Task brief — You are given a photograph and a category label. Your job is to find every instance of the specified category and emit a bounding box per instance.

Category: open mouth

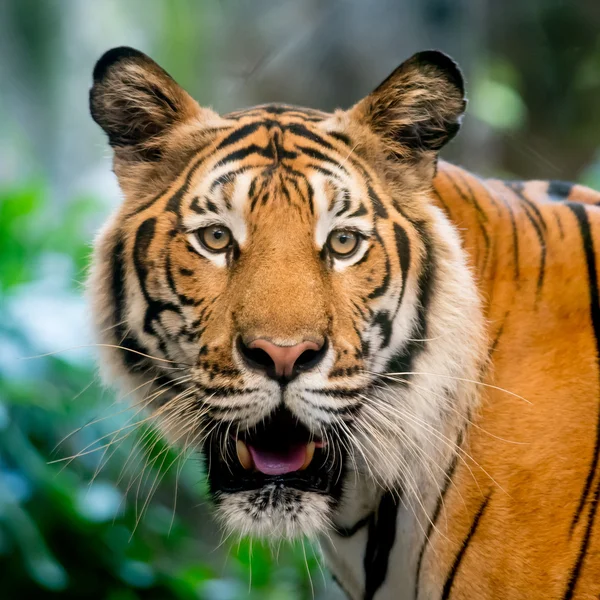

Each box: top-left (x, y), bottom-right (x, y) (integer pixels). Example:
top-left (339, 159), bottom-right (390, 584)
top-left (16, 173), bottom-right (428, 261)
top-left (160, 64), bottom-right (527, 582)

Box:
top-left (205, 407), bottom-right (346, 497)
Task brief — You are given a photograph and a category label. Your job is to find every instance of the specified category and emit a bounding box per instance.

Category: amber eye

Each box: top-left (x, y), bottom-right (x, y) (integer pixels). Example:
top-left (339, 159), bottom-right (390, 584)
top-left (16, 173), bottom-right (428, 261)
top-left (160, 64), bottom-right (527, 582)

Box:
top-left (196, 225), bottom-right (232, 252)
top-left (327, 229), bottom-right (360, 258)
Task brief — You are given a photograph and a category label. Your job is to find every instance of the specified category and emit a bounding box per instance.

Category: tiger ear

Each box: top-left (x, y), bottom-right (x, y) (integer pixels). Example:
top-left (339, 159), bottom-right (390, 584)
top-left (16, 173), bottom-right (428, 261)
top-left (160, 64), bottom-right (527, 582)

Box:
top-left (350, 50), bottom-right (466, 161)
top-left (90, 47), bottom-right (204, 161)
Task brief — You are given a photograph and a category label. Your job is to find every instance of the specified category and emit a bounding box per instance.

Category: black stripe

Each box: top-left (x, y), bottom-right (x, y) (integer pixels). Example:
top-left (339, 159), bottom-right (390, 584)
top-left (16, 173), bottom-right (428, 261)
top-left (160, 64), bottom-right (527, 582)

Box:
top-left (414, 430), bottom-right (463, 600)
top-left (336, 197), bottom-right (352, 217)
top-left (127, 139), bottom-right (216, 217)
top-left (329, 131), bottom-right (352, 146)
top-left (489, 311), bottom-right (509, 358)
top-left (190, 196), bottom-right (205, 214)
top-left (562, 203), bottom-right (600, 600)
top-left (507, 182), bottom-right (546, 296)
top-left (205, 199), bottom-right (219, 214)
top-left (295, 145), bottom-right (350, 175)
top-left (441, 493), bottom-right (491, 600)
top-left (449, 172), bottom-right (490, 276)
top-left (363, 491), bottom-right (400, 600)
top-left (109, 237), bottom-right (147, 370)
top-left (367, 230), bottom-right (391, 300)
top-left (165, 152), bottom-right (213, 215)
top-left (368, 184), bottom-right (388, 219)
top-left (568, 203), bottom-right (600, 533)
top-left (285, 122), bottom-right (335, 150)
top-left (219, 143), bottom-right (276, 166)
top-left (432, 188), bottom-right (451, 217)
top-left (496, 188), bottom-right (520, 282)
top-left (209, 166), bottom-right (254, 193)
top-left (373, 311), bottom-right (393, 348)
top-left (548, 180), bottom-right (574, 200)
top-left (553, 210), bottom-right (565, 239)
top-left (385, 217), bottom-right (434, 381)
top-left (507, 181), bottom-right (548, 232)
top-left (393, 222), bottom-right (411, 316)
top-left (215, 121), bottom-right (264, 150)
top-left (349, 203), bottom-right (369, 218)
top-left (133, 218), bottom-right (180, 353)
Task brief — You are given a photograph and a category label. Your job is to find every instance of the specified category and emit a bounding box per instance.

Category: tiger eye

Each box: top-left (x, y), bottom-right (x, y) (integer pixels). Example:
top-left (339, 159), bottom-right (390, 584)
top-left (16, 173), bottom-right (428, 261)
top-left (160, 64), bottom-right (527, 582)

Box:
top-left (197, 225), bottom-right (232, 252)
top-left (327, 229), bottom-right (360, 257)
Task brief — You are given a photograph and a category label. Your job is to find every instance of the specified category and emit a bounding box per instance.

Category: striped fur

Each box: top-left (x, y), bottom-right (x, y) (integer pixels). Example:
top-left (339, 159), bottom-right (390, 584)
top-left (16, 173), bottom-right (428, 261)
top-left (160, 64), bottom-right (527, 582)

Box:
top-left (88, 47), bottom-right (600, 599)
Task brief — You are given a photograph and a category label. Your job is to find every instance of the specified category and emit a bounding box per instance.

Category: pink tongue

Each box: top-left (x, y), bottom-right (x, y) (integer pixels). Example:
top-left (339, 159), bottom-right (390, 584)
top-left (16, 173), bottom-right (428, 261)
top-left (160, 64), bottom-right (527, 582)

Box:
top-left (248, 444), bottom-right (306, 475)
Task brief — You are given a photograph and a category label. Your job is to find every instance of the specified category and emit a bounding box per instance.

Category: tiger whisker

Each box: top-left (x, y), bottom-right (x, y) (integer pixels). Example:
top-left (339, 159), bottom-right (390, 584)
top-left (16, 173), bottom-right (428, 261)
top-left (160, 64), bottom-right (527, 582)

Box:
top-left (22, 343), bottom-right (192, 367)
top-left (367, 369), bottom-right (532, 405)
top-left (379, 375), bottom-right (528, 446)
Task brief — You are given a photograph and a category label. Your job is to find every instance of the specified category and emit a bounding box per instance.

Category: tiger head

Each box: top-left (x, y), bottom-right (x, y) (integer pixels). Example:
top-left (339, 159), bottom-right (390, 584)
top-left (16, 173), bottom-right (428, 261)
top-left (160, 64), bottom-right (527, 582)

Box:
top-left (88, 47), bottom-right (485, 539)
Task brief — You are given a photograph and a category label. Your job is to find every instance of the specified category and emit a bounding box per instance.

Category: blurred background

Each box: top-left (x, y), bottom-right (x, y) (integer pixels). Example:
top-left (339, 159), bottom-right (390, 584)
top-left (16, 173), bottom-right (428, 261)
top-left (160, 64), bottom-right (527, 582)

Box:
top-left (0, 1), bottom-right (599, 598)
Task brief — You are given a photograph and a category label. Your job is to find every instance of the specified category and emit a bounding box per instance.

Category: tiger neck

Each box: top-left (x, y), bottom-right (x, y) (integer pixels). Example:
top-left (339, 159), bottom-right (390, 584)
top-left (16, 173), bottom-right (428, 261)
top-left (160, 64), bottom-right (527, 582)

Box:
top-left (322, 172), bottom-right (488, 599)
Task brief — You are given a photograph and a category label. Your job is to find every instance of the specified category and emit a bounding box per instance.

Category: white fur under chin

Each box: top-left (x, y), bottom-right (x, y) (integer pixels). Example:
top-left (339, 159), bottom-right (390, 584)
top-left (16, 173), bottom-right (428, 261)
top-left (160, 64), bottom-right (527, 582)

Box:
top-left (216, 487), bottom-right (333, 540)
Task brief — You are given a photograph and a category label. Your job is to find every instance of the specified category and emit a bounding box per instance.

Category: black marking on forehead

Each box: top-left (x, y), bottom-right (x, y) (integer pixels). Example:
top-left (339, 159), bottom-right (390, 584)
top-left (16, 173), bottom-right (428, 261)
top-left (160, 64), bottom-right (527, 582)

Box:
top-left (205, 199), bottom-right (219, 214)
top-left (209, 166), bottom-right (254, 193)
top-left (268, 127), bottom-right (284, 164)
top-left (367, 184), bottom-right (388, 219)
top-left (216, 121), bottom-right (265, 150)
top-left (190, 197), bottom-right (205, 214)
top-left (220, 144), bottom-right (274, 166)
top-left (286, 122), bottom-right (335, 150)
top-left (348, 203), bottom-right (368, 218)
top-left (335, 196), bottom-right (351, 217)
top-left (297, 145), bottom-right (350, 176)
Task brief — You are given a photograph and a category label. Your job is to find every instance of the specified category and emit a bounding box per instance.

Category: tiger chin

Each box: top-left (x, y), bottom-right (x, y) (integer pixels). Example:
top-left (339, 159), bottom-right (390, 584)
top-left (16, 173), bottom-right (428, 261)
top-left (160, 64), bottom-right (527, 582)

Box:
top-left (87, 45), bottom-right (600, 599)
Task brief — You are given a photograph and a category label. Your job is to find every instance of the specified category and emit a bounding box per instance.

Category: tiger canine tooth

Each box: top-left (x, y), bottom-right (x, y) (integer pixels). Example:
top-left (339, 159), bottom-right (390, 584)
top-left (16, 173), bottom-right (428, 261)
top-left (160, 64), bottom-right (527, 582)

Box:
top-left (236, 439), bottom-right (253, 470)
top-left (299, 442), bottom-right (316, 471)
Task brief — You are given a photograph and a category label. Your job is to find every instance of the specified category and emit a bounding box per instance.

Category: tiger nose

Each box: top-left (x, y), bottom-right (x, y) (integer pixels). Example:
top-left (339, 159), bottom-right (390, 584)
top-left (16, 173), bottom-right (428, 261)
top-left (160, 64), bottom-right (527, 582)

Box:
top-left (237, 337), bottom-right (328, 383)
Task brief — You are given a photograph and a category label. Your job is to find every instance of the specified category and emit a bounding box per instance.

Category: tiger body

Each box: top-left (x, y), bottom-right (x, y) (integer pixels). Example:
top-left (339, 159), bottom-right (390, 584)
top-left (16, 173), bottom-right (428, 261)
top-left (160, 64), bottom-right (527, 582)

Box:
top-left (88, 46), bottom-right (600, 599)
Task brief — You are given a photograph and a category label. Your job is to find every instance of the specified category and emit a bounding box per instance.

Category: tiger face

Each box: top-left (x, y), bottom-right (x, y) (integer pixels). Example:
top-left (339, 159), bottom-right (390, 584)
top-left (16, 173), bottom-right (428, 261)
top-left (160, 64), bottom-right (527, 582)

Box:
top-left (89, 47), bottom-right (485, 539)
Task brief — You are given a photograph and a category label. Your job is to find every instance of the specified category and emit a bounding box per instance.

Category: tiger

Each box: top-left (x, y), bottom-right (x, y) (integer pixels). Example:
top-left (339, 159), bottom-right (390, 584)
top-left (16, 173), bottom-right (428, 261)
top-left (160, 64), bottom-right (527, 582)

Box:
top-left (87, 45), bottom-right (600, 599)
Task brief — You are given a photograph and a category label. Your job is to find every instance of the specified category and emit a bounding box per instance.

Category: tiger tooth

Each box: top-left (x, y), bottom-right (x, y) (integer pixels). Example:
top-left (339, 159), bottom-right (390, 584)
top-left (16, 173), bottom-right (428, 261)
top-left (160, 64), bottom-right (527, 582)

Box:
top-left (236, 439), bottom-right (253, 470)
top-left (300, 442), bottom-right (316, 471)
